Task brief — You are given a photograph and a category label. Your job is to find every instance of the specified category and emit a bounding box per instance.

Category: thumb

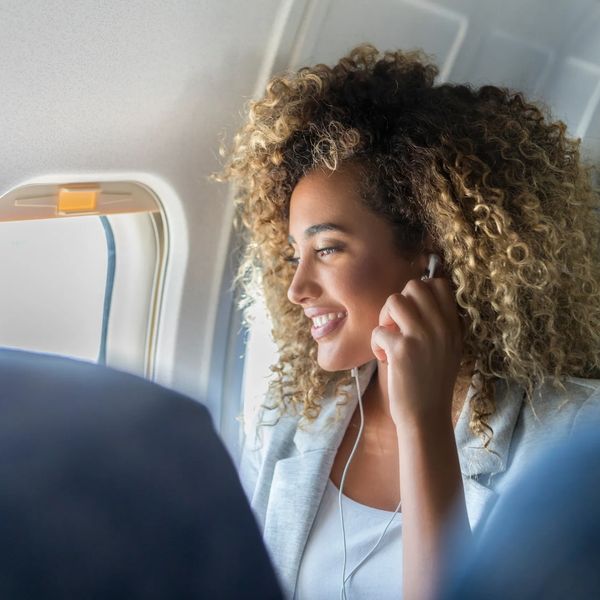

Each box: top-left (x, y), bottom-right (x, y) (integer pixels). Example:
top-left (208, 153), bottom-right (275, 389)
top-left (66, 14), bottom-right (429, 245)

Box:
top-left (371, 325), bottom-right (398, 363)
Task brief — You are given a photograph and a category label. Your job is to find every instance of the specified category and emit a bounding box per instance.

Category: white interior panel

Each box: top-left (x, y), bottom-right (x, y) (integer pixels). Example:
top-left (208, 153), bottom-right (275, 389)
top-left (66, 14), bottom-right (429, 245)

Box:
top-left (283, 0), bottom-right (600, 162)
top-left (545, 58), bottom-right (600, 137)
top-left (467, 29), bottom-right (552, 97)
top-left (305, 0), bottom-right (467, 72)
top-left (584, 99), bottom-right (600, 162)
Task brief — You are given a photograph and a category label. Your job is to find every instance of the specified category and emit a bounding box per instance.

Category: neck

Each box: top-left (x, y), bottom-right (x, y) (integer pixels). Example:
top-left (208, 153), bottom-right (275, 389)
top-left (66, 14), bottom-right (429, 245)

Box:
top-left (362, 360), bottom-right (474, 428)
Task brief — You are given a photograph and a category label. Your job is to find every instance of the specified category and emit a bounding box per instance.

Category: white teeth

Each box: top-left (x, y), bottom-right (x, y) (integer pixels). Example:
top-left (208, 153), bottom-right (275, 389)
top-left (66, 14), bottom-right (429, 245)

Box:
top-left (312, 312), bottom-right (347, 327)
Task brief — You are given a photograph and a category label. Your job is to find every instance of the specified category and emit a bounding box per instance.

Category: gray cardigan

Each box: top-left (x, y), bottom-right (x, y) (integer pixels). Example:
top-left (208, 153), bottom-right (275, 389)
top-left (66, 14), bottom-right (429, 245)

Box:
top-left (239, 360), bottom-right (600, 599)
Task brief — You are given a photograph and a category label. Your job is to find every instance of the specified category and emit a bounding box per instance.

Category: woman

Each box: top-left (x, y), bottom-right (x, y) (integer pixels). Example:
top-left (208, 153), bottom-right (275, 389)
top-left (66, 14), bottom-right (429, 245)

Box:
top-left (219, 45), bottom-right (600, 599)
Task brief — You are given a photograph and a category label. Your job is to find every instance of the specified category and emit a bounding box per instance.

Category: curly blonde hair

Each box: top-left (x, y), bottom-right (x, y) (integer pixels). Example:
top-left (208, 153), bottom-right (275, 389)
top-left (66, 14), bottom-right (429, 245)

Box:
top-left (218, 44), bottom-right (600, 440)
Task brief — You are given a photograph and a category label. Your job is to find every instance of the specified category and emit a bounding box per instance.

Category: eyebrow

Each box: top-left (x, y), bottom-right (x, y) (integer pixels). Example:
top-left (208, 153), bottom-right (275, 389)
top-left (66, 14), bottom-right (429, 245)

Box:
top-left (288, 222), bottom-right (348, 244)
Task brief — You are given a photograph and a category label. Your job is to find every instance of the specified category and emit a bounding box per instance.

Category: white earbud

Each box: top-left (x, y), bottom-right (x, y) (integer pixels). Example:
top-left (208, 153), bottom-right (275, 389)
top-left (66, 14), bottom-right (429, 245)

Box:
top-left (422, 253), bottom-right (441, 280)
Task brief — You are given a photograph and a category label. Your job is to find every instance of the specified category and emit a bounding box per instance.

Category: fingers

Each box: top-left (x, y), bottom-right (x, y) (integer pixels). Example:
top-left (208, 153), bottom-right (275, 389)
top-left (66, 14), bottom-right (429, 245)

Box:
top-left (378, 280), bottom-right (445, 336)
top-left (372, 277), bottom-right (463, 363)
top-left (378, 292), bottom-right (416, 331)
top-left (371, 325), bottom-right (395, 363)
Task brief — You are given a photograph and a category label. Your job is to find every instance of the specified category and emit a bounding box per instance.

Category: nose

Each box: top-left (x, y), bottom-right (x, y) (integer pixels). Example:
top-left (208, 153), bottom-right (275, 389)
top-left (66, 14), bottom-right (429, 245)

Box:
top-left (287, 260), bottom-right (321, 305)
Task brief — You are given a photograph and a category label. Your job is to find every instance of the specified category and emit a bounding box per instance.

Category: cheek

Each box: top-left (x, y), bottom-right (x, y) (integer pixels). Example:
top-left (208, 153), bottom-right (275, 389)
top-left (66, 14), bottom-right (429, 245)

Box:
top-left (338, 256), bottom-right (399, 315)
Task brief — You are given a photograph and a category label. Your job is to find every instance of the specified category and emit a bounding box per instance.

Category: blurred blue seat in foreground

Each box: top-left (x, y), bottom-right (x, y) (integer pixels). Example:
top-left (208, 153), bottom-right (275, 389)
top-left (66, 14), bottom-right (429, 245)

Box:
top-left (441, 424), bottom-right (600, 600)
top-left (0, 348), bottom-right (282, 599)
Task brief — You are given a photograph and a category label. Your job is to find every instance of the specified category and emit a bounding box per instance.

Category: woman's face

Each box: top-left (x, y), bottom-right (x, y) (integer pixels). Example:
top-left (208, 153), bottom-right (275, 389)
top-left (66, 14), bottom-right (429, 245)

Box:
top-left (287, 167), bottom-right (426, 372)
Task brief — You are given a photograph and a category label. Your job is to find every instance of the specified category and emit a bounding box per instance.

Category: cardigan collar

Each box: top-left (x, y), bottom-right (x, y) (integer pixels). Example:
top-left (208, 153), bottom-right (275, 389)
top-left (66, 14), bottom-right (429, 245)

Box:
top-left (455, 376), bottom-right (524, 477)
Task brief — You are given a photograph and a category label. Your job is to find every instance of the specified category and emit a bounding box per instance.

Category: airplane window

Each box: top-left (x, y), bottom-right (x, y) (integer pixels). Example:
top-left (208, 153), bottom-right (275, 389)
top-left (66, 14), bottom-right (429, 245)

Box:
top-left (0, 182), bottom-right (166, 378)
top-left (0, 216), bottom-right (110, 362)
top-left (241, 295), bottom-right (279, 424)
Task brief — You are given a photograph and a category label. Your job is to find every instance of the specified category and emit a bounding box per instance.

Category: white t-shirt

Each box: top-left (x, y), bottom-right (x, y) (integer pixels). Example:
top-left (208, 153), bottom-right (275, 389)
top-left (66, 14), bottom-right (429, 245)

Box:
top-left (295, 479), bottom-right (403, 599)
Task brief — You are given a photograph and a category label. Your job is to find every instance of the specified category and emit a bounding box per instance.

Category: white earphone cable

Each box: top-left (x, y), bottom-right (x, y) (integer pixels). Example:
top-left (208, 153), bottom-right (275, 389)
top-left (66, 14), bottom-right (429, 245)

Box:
top-left (339, 368), bottom-right (401, 599)
top-left (338, 367), bottom-right (365, 599)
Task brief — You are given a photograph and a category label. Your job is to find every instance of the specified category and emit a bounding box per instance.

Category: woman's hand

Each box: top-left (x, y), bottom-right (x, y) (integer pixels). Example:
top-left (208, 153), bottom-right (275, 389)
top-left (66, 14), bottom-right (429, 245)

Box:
top-left (372, 275), bottom-right (471, 600)
top-left (370, 276), bottom-right (465, 428)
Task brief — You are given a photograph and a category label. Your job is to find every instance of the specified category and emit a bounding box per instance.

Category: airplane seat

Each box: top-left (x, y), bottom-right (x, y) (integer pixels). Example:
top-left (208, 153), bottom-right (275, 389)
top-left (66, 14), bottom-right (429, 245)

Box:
top-left (440, 425), bottom-right (600, 599)
top-left (0, 348), bottom-right (282, 599)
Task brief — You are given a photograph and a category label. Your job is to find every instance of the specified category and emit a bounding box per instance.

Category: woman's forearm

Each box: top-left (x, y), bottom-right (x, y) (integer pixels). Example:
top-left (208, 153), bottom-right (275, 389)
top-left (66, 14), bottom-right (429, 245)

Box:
top-left (397, 413), bottom-right (471, 600)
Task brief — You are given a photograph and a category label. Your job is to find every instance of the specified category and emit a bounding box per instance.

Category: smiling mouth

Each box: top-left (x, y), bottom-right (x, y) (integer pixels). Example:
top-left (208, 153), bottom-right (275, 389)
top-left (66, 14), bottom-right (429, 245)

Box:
top-left (310, 312), bottom-right (347, 340)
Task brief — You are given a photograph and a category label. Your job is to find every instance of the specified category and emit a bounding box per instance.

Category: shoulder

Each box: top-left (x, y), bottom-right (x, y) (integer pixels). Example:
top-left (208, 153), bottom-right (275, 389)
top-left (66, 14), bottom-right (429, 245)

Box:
top-left (554, 375), bottom-right (600, 400)
top-left (562, 376), bottom-right (600, 432)
top-left (524, 375), bottom-right (600, 431)
top-left (504, 375), bottom-right (600, 480)
top-left (482, 376), bottom-right (600, 511)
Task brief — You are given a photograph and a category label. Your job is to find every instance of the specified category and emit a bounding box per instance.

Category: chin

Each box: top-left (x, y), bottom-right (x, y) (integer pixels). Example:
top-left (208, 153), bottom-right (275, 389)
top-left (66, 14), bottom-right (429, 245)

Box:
top-left (317, 361), bottom-right (346, 373)
top-left (316, 349), bottom-right (372, 373)
top-left (316, 351), bottom-right (347, 372)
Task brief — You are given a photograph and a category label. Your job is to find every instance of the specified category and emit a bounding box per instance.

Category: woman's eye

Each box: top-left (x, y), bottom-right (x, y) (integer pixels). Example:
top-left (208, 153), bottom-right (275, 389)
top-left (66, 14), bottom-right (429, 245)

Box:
top-left (284, 246), bottom-right (339, 266)
top-left (316, 247), bottom-right (339, 257)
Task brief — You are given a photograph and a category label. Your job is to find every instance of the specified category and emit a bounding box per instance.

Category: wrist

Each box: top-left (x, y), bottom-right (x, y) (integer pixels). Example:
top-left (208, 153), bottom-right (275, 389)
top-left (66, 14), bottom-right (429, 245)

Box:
top-left (393, 405), bottom-right (453, 438)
